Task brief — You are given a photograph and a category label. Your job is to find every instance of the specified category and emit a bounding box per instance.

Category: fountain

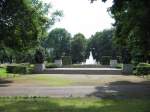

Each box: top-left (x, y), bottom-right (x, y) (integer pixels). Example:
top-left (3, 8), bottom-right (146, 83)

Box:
top-left (85, 52), bottom-right (96, 64)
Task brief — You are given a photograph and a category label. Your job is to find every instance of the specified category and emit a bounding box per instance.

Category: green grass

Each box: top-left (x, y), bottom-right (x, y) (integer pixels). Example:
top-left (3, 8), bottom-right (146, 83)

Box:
top-left (115, 64), bottom-right (123, 69)
top-left (32, 75), bottom-right (73, 86)
top-left (13, 75), bottom-right (74, 86)
top-left (0, 67), bottom-right (8, 78)
top-left (0, 97), bottom-right (150, 112)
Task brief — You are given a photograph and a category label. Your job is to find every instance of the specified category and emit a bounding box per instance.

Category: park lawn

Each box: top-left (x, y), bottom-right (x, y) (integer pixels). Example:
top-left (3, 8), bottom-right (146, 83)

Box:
top-left (2, 74), bottom-right (150, 87)
top-left (13, 75), bottom-right (74, 86)
top-left (0, 67), bottom-right (8, 78)
top-left (12, 74), bottom-right (150, 87)
top-left (0, 97), bottom-right (150, 112)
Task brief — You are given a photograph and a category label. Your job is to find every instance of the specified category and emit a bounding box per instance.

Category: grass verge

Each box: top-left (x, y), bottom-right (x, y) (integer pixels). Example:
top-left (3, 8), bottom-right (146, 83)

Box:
top-left (0, 97), bottom-right (150, 112)
top-left (13, 75), bottom-right (74, 86)
top-left (0, 67), bottom-right (8, 78)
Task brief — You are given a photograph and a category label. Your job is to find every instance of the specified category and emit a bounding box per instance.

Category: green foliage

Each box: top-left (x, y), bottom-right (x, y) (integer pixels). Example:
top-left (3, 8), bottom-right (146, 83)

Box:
top-left (122, 48), bottom-right (132, 64)
top-left (7, 65), bottom-right (28, 74)
top-left (34, 49), bottom-right (44, 64)
top-left (100, 56), bottom-right (110, 65)
top-left (0, 0), bottom-right (62, 50)
top-left (88, 29), bottom-right (120, 62)
top-left (44, 28), bottom-right (71, 59)
top-left (6, 64), bottom-right (33, 74)
top-left (109, 0), bottom-right (150, 63)
top-left (91, 0), bottom-right (150, 63)
top-left (115, 64), bottom-right (123, 69)
top-left (62, 56), bottom-right (72, 65)
top-left (116, 56), bottom-right (122, 63)
top-left (134, 63), bottom-right (150, 75)
top-left (71, 33), bottom-right (87, 63)
top-left (46, 56), bottom-right (53, 63)
top-left (45, 63), bottom-right (58, 68)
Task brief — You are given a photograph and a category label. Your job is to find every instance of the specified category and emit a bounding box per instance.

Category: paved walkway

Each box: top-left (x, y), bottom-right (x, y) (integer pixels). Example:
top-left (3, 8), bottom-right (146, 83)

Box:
top-left (43, 68), bottom-right (122, 75)
top-left (0, 85), bottom-right (150, 98)
top-left (48, 68), bottom-right (121, 70)
top-left (0, 74), bottom-right (150, 98)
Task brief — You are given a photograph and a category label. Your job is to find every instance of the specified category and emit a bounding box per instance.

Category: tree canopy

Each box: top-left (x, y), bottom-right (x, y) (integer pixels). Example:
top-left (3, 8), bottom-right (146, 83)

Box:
top-left (0, 0), bottom-right (62, 51)
top-left (91, 0), bottom-right (150, 63)
top-left (44, 28), bottom-right (71, 59)
top-left (71, 33), bottom-right (87, 63)
top-left (88, 29), bottom-right (119, 62)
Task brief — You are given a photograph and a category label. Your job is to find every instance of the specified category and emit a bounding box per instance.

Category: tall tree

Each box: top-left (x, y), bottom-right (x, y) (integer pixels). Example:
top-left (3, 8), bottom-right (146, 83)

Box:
top-left (71, 33), bottom-right (87, 63)
top-left (44, 28), bottom-right (71, 59)
top-left (0, 0), bottom-right (62, 63)
top-left (0, 0), bottom-right (62, 50)
top-left (110, 0), bottom-right (150, 63)
top-left (91, 0), bottom-right (150, 63)
top-left (88, 29), bottom-right (119, 62)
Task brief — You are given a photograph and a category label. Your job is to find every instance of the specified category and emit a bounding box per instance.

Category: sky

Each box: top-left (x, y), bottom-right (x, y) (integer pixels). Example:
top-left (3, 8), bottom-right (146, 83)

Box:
top-left (43, 0), bottom-right (114, 38)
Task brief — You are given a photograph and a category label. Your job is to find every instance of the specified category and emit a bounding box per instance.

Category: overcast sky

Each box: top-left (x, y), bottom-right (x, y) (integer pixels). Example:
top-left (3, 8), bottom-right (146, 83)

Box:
top-left (43, 0), bottom-right (114, 38)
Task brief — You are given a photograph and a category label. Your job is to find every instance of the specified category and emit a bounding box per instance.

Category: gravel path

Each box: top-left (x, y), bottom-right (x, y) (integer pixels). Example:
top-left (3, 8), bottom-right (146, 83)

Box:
top-left (47, 68), bottom-right (121, 70)
top-left (0, 85), bottom-right (150, 98)
top-left (0, 74), bottom-right (150, 98)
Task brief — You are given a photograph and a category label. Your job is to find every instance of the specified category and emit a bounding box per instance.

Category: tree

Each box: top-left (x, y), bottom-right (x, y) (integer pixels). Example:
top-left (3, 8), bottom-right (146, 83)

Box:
top-left (110, 0), bottom-right (150, 63)
top-left (0, 0), bottom-right (62, 50)
top-left (44, 28), bottom-right (71, 59)
top-left (71, 33), bottom-right (87, 63)
top-left (91, 0), bottom-right (150, 63)
top-left (88, 29), bottom-right (119, 62)
top-left (0, 0), bottom-right (62, 63)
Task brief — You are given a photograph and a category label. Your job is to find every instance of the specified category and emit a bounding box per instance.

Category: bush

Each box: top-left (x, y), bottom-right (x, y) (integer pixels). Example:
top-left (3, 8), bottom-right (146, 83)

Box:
top-left (115, 64), bottom-right (123, 69)
top-left (117, 56), bottom-right (122, 63)
top-left (7, 65), bottom-right (27, 74)
top-left (46, 56), bottom-right (53, 63)
top-left (34, 49), bottom-right (44, 64)
top-left (62, 56), bottom-right (72, 65)
top-left (100, 56), bottom-right (110, 65)
top-left (6, 64), bottom-right (33, 74)
top-left (46, 63), bottom-right (58, 68)
top-left (134, 63), bottom-right (150, 75)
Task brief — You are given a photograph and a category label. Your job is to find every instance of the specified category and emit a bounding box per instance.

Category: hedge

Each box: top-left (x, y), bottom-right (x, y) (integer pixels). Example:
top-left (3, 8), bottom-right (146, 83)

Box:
top-left (46, 63), bottom-right (58, 68)
top-left (62, 56), bottom-right (72, 65)
top-left (134, 63), bottom-right (150, 75)
top-left (100, 56), bottom-right (110, 65)
top-left (7, 64), bottom-right (33, 74)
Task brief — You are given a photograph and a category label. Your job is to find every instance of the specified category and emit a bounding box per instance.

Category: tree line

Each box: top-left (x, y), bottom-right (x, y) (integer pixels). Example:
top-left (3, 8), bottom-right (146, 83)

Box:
top-left (0, 0), bottom-right (149, 64)
top-left (91, 0), bottom-right (150, 64)
top-left (43, 28), bottom-right (118, 64)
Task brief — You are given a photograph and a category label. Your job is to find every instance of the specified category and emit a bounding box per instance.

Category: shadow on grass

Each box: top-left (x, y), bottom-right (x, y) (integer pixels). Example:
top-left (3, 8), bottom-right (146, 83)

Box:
top-left (0, 79), bottom-right (13, 87)
top-left (87, 81), bottom-right (150, 99)
top-left (0, 98), bottom-right (150, 112)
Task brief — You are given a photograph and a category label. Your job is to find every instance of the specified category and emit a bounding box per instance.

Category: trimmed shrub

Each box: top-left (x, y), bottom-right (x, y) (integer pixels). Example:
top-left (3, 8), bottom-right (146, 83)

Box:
top-left (6, 64), bottom-right (33, 74)
top-left (117, 56), bottom-right (122, 63)
top-left (34, 49), bottom-right (44, 64)
top-left (62, 56), bottom-right (72, 65)
top-left (7, 65), bottom-right (28, 74)
top-left (134, 63), bottom-right (150, 75)
top-left (46, 63), bottom-right (58, 68)
top-left (100, 56), bottom-right (110, 65)
top-left (115, 64), bottom-right (123, 69)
